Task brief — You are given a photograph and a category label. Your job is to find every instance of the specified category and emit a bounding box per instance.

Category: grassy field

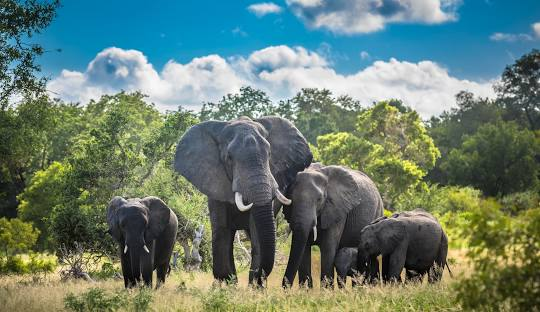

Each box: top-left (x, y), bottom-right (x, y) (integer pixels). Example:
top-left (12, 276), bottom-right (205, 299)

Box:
top-left (0, 249), bottom-right (467, 311)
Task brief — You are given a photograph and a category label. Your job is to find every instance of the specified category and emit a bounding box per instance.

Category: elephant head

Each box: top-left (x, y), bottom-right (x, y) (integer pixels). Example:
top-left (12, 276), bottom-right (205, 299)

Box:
top-left (107, 196), bottom-right (173, 287)
top-left (282, 165), bottom-right (365, 286)
top-left (357, 216), bottom-right (406, 265)
top-left (174, 116), bottom-right (312, 278)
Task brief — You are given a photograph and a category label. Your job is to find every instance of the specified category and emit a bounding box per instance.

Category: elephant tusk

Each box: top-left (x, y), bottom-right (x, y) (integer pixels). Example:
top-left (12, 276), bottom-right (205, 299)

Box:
top-left (313, 226), bottom-right (317, 241)
top-left (276, 189), bottom-right (292, 205)
top-left (235, 192), bottom-right (253, 212)
top-left (124, 245), bottom-right (128, 254)
top-left (143, 245), bottom-right (150, 254)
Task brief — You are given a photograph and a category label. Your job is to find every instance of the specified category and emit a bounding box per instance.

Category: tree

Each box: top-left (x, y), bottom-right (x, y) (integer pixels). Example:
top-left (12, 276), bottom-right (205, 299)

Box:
top-left (288, 88), bottom-right (363, 144)
top-left (17, 162), bottom-right (71, 249)
top-left (443, 122), bottom-right (539, 196)
top-left (0, 217), bottom-right (40, 257)
top-left (317, 101), bottom-right (440, 208)
top-left (496, 49), bottom-right (540, 130)
top-left (200, 86), bottom-right (280, 121)
top-left (0, 0), bottom-right (60, 108)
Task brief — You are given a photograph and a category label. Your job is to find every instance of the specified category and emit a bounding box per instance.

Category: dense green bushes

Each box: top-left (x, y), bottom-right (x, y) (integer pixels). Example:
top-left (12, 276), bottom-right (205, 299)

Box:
top-left (456, 200), bottom-right (540, 310)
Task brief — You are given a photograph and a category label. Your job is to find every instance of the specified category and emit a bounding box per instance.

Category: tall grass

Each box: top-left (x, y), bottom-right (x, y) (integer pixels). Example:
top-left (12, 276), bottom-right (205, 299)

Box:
top-left (0, 249), bottom-right (466, 312)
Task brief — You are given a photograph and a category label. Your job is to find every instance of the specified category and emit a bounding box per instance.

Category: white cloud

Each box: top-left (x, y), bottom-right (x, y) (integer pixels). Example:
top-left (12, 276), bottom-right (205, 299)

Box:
top-left (48, 45), bottom-right (494, 117)
top-left (232, 26), bottom-right (248, 37)
top-left (247, 2), bottom-right (283, 17)
top-left (533, 22), bottom-right (540, 38)
top-left (285, 0), bottom-right (461, 34)
top-left (360, 51), bottom-right (371, 60)
top-left (490, 22), bottom-right (540, 42)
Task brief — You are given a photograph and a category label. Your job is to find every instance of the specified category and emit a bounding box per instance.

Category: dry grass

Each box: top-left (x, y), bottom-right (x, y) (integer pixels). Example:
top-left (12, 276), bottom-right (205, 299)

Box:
top-left (0, 249), bottom-right (469, 311)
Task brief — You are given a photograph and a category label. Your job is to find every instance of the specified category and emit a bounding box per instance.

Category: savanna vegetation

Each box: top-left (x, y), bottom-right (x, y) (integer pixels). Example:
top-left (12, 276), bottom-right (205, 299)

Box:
top-left (1, 1), bottom-right (539, 311)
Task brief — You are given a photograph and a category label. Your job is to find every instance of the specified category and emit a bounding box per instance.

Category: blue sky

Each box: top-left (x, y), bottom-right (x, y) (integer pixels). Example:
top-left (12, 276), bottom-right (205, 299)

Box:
top-left (40, 1), bottom-right (540, 116)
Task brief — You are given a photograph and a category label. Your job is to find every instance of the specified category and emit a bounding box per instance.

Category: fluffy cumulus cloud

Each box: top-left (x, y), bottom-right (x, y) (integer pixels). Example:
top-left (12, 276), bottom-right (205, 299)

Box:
top-left (247, 2), bottom-right (283, 17)
top-left (490, 21), bottom-right (540, 42)
top-left (285, 0), bottom-right (461, 34)
top-left (48, 45), bottom-right (494, 117)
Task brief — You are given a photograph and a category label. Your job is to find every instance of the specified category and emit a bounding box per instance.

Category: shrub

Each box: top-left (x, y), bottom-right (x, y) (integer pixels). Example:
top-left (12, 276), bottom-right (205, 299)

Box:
top-left (0, 217), bottom-right (40, 256)
top-left (64, 288), bottom-right (127, 312)
top-left (0, 254), bottom-right (57, 275)
top-left (456, 200), bottom-right (540, 310)
top-left (499, 190), bottom-right (540, 216)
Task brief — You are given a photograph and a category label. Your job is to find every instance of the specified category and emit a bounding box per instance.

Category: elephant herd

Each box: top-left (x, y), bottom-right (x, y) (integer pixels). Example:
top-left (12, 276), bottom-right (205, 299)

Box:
top-left (106, 116), bottom-right (450, 289)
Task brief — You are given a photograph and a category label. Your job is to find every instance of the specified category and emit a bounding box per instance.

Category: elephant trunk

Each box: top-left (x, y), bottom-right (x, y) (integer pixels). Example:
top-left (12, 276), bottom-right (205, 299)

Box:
top-left (249, 184), bottom-right (276, 280)
top-left (130, 246), bottom-right (142, 283)
top-left (282, 225), bottom-right (309, 287)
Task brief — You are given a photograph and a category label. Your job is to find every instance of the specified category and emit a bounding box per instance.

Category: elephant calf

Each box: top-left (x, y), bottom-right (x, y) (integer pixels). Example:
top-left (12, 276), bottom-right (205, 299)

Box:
top-left (335, 247), bottom-right (360, 288)
top-left (358, 209), bottom-right (450, 283)
top-left (107, 196), bottom-right (178, 288)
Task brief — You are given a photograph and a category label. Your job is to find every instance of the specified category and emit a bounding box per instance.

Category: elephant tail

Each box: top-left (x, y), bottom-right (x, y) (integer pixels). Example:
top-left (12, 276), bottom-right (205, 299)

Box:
top-left (445, 263), bottom-right (453, 278)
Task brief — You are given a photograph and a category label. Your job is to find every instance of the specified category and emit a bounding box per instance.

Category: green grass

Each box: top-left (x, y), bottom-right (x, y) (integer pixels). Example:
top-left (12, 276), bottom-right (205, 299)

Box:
top-left (0, 249), bottom-right (466, 311)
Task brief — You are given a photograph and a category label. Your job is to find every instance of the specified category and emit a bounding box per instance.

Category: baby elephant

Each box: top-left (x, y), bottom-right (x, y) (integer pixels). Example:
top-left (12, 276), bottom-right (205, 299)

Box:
top-left (107, 196), bottom-right (178, 288)
top-left (358, 209), bottom-right (450, 283)
top-left (335, 247), bottom-right (360, 288)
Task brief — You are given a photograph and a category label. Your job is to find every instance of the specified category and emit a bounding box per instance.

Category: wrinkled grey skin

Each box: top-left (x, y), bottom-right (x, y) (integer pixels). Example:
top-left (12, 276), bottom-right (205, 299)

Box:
top-left (107, 196), bottom-right (178, 288)
top-left (358, 209), bottom-right (449, 283)
top-left (174, 116), bottom-right (312, 285)
top-left (335, 247), bottom-right (359, 288)
top-left (282, 164), bottom-right (384, 288)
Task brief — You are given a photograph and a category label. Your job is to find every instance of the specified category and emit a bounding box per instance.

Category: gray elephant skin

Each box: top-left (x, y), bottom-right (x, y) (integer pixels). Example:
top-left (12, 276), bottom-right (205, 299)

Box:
top-left (335, 247), bottom-right (360, 288)
top-left (107, 196), bottom-right (178, 288)
top-left (282, 164), bottom-right (384, 288)
top-left (174, 116), bottom-right (312, 285)
top-left (358, 209), bottom-right (449, 283)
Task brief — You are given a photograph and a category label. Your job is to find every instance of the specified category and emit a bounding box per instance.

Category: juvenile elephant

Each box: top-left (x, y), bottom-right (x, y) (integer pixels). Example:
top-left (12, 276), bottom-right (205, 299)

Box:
top-left (282, 164), bottom-right (384, 288)
top-left (335, 247), bottom-right (359, 288)
top-left (358, 209), bottom-right (449, 283)
top-left (107, 196), bottom-right (178, 288)
top-left (174, 117), bottom-right (312, 285)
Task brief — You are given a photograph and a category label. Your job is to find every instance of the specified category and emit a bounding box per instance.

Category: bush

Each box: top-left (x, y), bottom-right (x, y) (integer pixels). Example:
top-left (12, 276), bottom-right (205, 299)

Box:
top-left (456, 200), bottom-right (540, 310)
top-left (0, 217), bottom-right (40, 256)
top-left (64, 288), bottom-right (153, 312)
top-left (499, 190), bottom-right (540, 216)
top-left (0, 254), bottom-right (57, 275)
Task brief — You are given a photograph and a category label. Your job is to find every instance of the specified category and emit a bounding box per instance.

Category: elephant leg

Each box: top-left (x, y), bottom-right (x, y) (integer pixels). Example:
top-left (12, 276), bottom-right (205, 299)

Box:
top-left (298, 245), bottom-right (312, 288)
top-left (319, 222), bottom-right (346, 289)
top-left (141, 241), bottom-right (154, 288)
top-left (386, 242), bottom-right (407, 283)
top-left (120, 249), bottom-right (135, 288)
top-left (405, 269), bottom-right (422, 284)
top-left (337, 273), bottom-right (347, 289)
top-left (156, 264), bottom-right (168, 288)
top-left (364, 255), bottom-right (380, 285)
top-left (209, 200), bottom-right (237, 283)
top-left (381, 255), bottom-right (390, 283)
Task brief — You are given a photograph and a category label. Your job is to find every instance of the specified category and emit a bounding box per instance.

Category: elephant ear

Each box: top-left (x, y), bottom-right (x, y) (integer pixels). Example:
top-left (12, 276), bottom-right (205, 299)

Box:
top-left (319, 166), bottom-right (363, 229)
top-left (106, 196), bottom-right (126, 241)
top-left (376, 218), bottom-right (407, 254)
top-left (140, 196), bottom-right (173, 241)
top-left (255, 116), bottom-right (312, 190)
top-left (174, 121), bottom-right (232, 202)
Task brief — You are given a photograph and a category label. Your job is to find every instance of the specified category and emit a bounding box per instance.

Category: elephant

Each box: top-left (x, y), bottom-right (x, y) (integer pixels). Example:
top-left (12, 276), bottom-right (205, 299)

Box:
top-left (282, 164), bottom-right (384, 288)
top-left (334, 247), bottom-right (360, 288)
top-left (358, 209), bottom-right (450, 284)
top-left (107, 196), bottom-right (178, 288)
top-left (174, 116), bottom-right (312, 285)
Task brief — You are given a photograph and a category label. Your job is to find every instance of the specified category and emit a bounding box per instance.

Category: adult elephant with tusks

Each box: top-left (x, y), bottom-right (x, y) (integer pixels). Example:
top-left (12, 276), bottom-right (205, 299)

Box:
top-left (174, 116), bottom-right (312, 286)
top-left (282, 164), bottom-right (384, 289)
top-left (107, 196), bottom-right (178, 288)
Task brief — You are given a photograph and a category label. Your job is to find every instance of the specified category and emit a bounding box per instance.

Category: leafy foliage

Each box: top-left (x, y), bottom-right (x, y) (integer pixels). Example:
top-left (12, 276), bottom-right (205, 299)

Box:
top-left (496, 49), bottom-right (540, 130)
top-left (443, 122), bottom-right (539, 196)
top-left (0, 217), bottom-right (39, 256)
top-left (316, 101), bottom-right (440, 208)
top-left (457, 200), bottom-right (540, 311)
top-left (0, 0), bottom-right (60, 108)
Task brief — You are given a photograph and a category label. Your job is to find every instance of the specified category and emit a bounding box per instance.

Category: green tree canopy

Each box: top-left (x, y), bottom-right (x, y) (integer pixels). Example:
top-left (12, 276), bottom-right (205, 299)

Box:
top-left (0, 0), bottom-right (60, 108)
top-left (496, 49), bottom-right (540, 130)
top-left (317, 101), bottom-right (440, 208)
top-left (443, 121), bottom-right (539, 196)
